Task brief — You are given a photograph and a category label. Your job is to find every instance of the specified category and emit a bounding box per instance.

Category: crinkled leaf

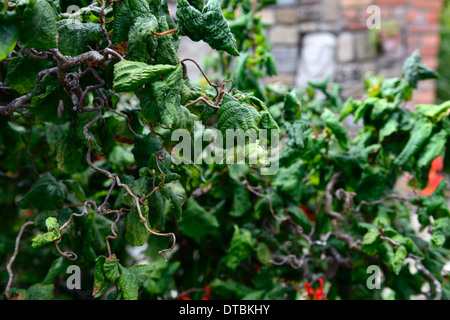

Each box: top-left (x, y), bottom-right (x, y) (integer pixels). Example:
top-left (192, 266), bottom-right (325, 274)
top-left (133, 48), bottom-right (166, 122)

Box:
top-left (394, 118), bottom-right (433, 166)
top-left (93, 256), bottom-right (110, 298)
top-left (217, 93), bottom-right (261, 134)
top-left (126, 14), bottom-right (158, 62)
top-left (132, 134), bottom-right (163, 168)
top-left (321, 108), bottom-right (350, 150)
top-left (283, 89), bottom-right (301, 121)
top-left (153, 16), bottom-right (180, 65)
top-left (177, 198), bottom-right (219, 243)
top-left (362, 227), bottom-right (380, 245)
top-left (225, 225), bottom-right (254, 270)
top-left (112, 0), bottom-right (151, 44)
top-left (55, 133), bottom-right (83, 174)
top-left (18, 0), bottom-right (57, 50)
top-left (431, 217), bottom-right (450, 247)
top-left (229, 184), bottom-right (251, 217)
top-left (416, 130), bottom-right (447, 168)
top-left (176, 0), bottom-right (239, 56)
top-left (402, 50), bottom-right (438, 89)
top-left (113, 59), bottom-right (177, 92)
top-left (392, 245), bottom-right (407, 275)
top-left (103, 255), bottom-right (121, 282)
top-left (31, 217), bottom-right (60, 248)
top-left (415, 101), bottom-right (450, 121)
top-left (5, 54), bottom-right (53, 95)
top-left (118, 264), bottom-right (154, 300)
top-left (24, 283), bottom-right (54, 300)
top-left (125, 207), bottom-right (149, 246)
top-left (57, 21), bottom-right (103, 57)
top-left (144, 65), bottom-right (198, 130)
top-left (19, 172), bottom-right (67, 211)
top-left (161, 186), bottom-right (183, 220)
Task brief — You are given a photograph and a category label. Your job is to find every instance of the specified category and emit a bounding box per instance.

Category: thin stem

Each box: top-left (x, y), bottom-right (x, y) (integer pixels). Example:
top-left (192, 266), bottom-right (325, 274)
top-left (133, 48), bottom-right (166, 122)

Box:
top-left (152, 28), bottom-right (178, 37)
top-left (5, 221), bottom-right (34, 300)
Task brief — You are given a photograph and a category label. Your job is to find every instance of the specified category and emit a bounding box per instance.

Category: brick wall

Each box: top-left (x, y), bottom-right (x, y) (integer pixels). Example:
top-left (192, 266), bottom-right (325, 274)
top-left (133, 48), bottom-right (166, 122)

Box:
top-left (261, 0), bottom-right (444, 105)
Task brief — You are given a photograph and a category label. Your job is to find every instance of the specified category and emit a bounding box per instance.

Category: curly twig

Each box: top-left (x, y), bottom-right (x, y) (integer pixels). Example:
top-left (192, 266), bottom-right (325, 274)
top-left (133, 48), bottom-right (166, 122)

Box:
top-left (5, 221), bottom-right (34, 300)
top-left (325, 172), bottom-right (344, 220)
top-left (410, 254), bottom-right (442, 300)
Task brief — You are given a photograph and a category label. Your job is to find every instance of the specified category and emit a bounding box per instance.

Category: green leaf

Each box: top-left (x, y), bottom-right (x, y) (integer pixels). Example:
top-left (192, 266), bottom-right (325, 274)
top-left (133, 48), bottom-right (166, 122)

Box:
top-left (394, 118), bottom-right (433, 166)
top-left (31, 217), bottom-right (60, 248)
top-left (431, 217), bottom-right (450, 247)
top-left (19, 172), bottom-right (67, 211)
top-left (126, 14), bottom-right (158, 62)
top-left (118, 264), bottom-right (154, 300)
top-left (24, 283), bottom-right (54, 300)
top-left (153, 16), bottom-right (180, 65)
top-left (0, 23), bottom-right (18, 61)
top-left (125, 207), bottom-right (149, 246)
top-left (256, 242), bottom-right (271, 266)
top-left (287, 203), bottom-right (313, 234)
top-left (416, 130), bottom-right (447, 168)
top-left (132, 134), bottom-right (163, 168)
top-left (55, 133), bottom-right (83, 174)
top-left (379, 115), bottom-right (399, 142)
top-left (113, 59), bottom-right (177, 92)
top-left (229, 184), bottom-right (251, 217)
top-left (362, 228), bottom-right (380, 245)
top-left (103, 255), bottom-right (122, 282)
top-left (412, 180), bottom-right (449, 221)
top-left (225, 225), bottom-right (255, 270)
top-left (217, 93), bottom-right (261, 134)
top-left (283, 89), bottom-right (301, 121)
top-left (415, 101), bottom-right (450, 121)
top-left (18, 0), bottom-right (57, 50)
top-left (143, 65), bottom-right (198, 130)
top-left (177, 198), bottom-right (219, 244)
top-left (232, 52), bottom-right (250, 90)
top-left (5, 54), bottom-right (53, 95)
top-left (392, 245), bottom-right (407, 275)
top-left (161, 186), bottom-right (183, 220)
top-left (272, 161), bottom-right (306, 203)
top-left (402, 50), bottom-right (438, 89)
top-left (112, 0), bottom-right (151, 44)
top-left (57, 21), bottom-right (103, 57)
top-left (93, 255), bottom-right (110, 298)
top-left (30, 73), bottom-right (70, 124)
top-left (321, 109), bottom-right (349, 150)
top-left (176, 0), bottom-right (239, 56)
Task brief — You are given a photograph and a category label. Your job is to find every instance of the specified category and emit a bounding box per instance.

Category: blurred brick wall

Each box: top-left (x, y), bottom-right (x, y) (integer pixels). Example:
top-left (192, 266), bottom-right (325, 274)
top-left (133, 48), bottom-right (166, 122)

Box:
top-left (261, 0), bottom-right (444, 105)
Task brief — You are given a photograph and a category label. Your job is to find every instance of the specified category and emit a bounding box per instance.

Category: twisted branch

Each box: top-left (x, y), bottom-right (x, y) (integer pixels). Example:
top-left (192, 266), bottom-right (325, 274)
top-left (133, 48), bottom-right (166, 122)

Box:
top-left (5, 221), bottom-right (34, 300)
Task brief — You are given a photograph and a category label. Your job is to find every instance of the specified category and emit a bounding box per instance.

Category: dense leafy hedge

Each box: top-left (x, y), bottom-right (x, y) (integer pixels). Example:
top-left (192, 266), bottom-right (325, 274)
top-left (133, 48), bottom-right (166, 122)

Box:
top-left (0, 0), bottom-right (449, 300)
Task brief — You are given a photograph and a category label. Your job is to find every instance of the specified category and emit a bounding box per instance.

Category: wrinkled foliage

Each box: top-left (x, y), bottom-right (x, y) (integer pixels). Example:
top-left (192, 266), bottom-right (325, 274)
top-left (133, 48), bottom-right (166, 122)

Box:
top-left (0, 0), bottom-right (449, 301)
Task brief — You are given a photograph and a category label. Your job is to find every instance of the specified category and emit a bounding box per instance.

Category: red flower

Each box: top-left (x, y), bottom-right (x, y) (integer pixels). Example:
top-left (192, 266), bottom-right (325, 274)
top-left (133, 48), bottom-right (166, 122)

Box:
top-left (303, 278), bottom-right (328, 300)
top-left (421, 156), bottom-right (444, 196)
top-left (300, 205), bottom-right (315, 223)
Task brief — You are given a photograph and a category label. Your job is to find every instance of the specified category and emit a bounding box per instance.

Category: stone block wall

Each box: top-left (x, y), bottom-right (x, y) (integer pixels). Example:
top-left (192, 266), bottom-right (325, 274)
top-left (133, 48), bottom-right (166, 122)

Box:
top-left (261, 0), bottom-right (444, 105)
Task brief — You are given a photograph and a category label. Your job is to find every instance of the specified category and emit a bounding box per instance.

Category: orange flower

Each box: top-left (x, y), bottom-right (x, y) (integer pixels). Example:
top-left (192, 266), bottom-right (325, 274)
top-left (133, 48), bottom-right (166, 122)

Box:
top-left (303, 278), bottom-right (328, 300)
top-left (421, 156), bottom-right (444, 196)
top-left (300, 205), bottom-right (315, 223)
